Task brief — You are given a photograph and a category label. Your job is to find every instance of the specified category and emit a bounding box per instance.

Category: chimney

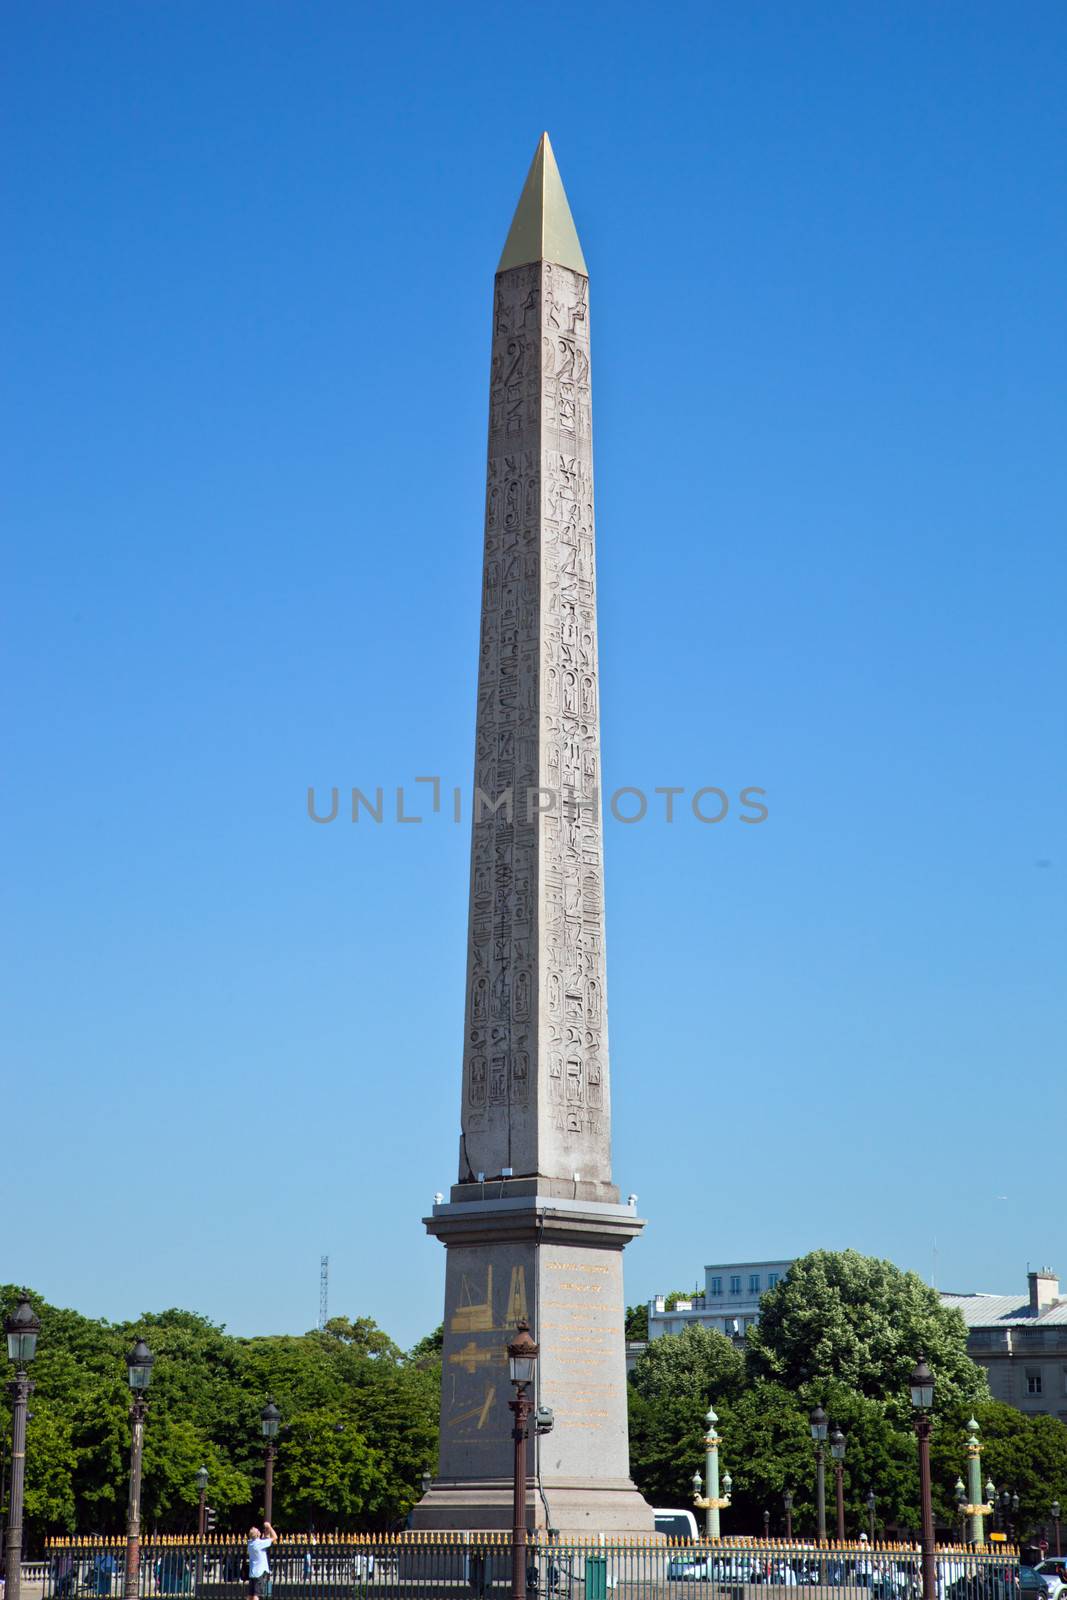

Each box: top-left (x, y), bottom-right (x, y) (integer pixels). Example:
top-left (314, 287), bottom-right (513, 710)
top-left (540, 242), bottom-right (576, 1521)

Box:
top-left (1028, 1267), bottom-right (1059, 1314)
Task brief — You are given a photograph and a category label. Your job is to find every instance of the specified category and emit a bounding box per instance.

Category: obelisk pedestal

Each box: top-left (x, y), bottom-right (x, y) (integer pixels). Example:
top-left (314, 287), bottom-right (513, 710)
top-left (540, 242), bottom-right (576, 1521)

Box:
top-left (415, 134), bottom-right (653, 1537)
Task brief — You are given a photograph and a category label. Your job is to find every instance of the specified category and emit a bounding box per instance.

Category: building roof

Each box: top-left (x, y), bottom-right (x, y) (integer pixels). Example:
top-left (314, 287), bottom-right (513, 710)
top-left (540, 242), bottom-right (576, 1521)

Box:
top-left (941, 1292), bottom-right (1067, 1328)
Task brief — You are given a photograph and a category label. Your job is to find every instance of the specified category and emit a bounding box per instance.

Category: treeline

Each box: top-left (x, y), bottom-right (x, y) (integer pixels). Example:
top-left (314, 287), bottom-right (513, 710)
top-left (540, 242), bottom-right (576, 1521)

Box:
top-left (0, 1291), bottom-right (441, 1545)
top-left (6, 1251), bottom-right (1067, 1548)
top-left (626, 1251), bottom-right (1067, 1540)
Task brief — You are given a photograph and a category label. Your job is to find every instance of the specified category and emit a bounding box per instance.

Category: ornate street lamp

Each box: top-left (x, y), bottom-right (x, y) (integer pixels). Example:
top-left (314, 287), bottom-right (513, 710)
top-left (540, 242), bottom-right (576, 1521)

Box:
top-left (996, 1487), bottom-right (1018, 1541)
top-left (830, 1427), bottom-right (847, 1541)
top-left (955, 1479), bottom-right (966, 1542)
top-left (260, 1400), bottom-right (281, 1523)
top-left (124, 1338), bottom-right (155, 1600)
top-left (691, 1406), bottom-right (731, 1540)
top-left (507, 1320), bottom-right (538, 1600)
top-left (784, 1489), bottom-right (794, 1541)
top-left (1051, 1501), bottom-right (1061, 1558)
top-left (909, 1356), bottom-right (936, 1600)
top-left (196, 1466), bottom-right (209, 1537)
top-left (866, 1489), bottom-right (877, 1543)
top-left (810, 1405), bottom-right (828, 1542)
top-left (4, 1294), bottom-right (41, 1600)
top-left (962, 1418), bottom-right (992, 1547)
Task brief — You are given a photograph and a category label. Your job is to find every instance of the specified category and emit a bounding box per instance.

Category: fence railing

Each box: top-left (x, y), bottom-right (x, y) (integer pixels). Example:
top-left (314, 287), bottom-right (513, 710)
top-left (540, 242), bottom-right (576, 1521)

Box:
top-left (39, 1538), bottom-right (1023, 1600)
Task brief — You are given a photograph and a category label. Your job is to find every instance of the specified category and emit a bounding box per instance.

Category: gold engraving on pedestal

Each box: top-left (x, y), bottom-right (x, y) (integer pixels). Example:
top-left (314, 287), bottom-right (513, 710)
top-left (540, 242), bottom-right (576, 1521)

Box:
top-left (448, 1383), bottom-right (497, 1430)
top-left (450, 1267), bottom-right (494, 1332)
top-left (505, 1265), bottom-right (528, 1323)
top-left (449, 1340), bottom-right (501, 1374)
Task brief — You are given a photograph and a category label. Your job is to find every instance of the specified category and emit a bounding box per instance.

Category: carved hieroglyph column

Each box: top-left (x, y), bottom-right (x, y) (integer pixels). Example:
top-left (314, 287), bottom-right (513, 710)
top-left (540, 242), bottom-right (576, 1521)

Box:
top-left (417, 134), bottom-right (653, 1537)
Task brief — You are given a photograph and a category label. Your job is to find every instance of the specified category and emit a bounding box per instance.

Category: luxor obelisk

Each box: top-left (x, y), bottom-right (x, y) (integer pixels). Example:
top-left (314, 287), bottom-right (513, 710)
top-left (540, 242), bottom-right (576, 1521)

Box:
top-left (416, 134), bottom-right (653, 1536)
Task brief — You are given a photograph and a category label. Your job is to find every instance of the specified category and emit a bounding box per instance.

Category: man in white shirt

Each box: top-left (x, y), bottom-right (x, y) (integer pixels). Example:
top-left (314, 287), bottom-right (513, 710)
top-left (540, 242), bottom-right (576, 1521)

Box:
top-left (247, 1522), bottom-right (277, 1597)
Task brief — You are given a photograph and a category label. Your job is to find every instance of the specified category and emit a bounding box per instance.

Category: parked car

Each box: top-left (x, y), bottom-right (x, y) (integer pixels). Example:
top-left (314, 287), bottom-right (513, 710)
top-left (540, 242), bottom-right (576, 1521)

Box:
top-left (1035, 1563), bottom-right (1067, 1600)
top-left (1020, 1569), bottom-right (1052, 1600)
top-left (947, 1574), bottom-right (1015, 1600)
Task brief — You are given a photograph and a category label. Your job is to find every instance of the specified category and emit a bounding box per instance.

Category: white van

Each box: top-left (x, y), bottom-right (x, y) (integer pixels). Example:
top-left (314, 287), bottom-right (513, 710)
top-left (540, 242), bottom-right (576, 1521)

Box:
top-left (653, 1509), bottom-right (699, 1542)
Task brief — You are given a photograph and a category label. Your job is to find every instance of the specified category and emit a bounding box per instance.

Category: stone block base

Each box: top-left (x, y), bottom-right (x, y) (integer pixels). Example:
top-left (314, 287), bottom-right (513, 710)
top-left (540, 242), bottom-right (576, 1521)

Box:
top-left (412, 1476), bottom-right (655, 1537)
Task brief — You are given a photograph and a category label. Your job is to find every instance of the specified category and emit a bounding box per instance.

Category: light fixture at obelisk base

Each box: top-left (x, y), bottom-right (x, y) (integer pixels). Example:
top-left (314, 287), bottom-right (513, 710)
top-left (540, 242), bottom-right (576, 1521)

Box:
top-left (413, 134), bottom-right (654, 1536)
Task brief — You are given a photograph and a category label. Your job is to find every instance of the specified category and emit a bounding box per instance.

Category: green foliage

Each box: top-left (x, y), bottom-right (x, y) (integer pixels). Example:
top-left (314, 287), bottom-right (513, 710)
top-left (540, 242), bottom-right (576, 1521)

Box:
top-left (747, 1250), bottom-right (989, 1422)
top-left (931, 1402), bottom-right (1067, 1541)
top-left (630, 1324), bottom-right (744, 1408)
top-left (624, 1304), bottom-right (649, 1342)
top-left (625, 1251), bottom-right (1027, 1540)
top-left (0, 1285), bottom-right (440, 1545)
top-left (406, 1324), bottom-right (444, 1370)
top-left (628, 1326), bottom-right (745, 1503)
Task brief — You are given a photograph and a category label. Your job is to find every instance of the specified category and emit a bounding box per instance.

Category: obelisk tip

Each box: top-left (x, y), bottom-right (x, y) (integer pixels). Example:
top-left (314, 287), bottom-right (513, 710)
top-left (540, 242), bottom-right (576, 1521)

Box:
top-left (497, 132), bottom-right (588, 276)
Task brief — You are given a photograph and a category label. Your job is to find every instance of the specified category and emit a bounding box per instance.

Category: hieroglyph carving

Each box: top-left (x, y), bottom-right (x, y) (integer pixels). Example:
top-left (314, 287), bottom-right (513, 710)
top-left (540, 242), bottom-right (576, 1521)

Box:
top-left (460, 260), bottom-right (610, 1181)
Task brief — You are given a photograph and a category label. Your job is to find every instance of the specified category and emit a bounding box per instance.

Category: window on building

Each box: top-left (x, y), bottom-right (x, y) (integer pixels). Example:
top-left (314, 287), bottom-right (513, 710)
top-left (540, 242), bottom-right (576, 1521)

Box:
top-left (1062, 1367), bottom-right (1067, 1395)
top-left (729, 1275), bottom-right (742, 1294)
top-left (749, 1273), bottom-right (761, 1293)
top-left (768, 1272), bottom-right (780, 1288)
top-left (710, 1276), bottom-right (723, 1296)
top-left (1026, 1372), bottom-right (1043, 1395)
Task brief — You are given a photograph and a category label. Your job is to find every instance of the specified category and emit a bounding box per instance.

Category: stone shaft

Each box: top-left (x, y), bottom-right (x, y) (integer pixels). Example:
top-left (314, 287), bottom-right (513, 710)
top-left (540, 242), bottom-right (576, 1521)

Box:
top-left (459, 253), bottom-right (613, 1204)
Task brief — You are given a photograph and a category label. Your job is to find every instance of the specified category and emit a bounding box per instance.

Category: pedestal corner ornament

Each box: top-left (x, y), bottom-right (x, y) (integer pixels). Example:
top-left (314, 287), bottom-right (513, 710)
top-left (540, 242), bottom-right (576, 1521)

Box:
top-left (414, 133), bottom-right (654, 1537)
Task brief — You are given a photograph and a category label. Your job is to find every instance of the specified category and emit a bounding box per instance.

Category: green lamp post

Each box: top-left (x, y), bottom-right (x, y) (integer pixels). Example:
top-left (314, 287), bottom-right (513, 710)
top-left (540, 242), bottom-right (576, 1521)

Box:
top-left (691, 1406), bottom-right (731, 1539)
top-left (963, 1418), bottom-right (992, 1546)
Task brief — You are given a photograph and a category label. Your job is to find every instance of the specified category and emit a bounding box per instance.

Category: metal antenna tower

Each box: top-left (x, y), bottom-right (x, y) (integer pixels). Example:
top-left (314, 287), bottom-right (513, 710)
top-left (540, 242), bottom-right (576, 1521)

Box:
top-left (319, 1254), bottom-right (329, 1330)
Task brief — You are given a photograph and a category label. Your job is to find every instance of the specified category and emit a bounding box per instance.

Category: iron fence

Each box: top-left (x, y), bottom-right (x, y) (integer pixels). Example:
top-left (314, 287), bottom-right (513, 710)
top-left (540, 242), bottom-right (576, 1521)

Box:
top-left (40, 1538), bottom-right (1023, 1600)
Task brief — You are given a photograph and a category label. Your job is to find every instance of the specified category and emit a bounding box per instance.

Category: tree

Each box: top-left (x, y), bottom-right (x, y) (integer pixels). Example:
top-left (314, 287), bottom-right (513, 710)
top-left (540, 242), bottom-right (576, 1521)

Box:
top-left (0, 1286), bottom-right (444, 1543)
top-left (318, 1318), bottom-right (401, 1361)
top-left (628, 1326), bottom-right (745, 1505)
top-left (406, 1325), bottom-right (443, 1369)
top-left (721, 1377), bottom-right (928, 1539)
top-left (625, 1305), bottom-right (649, 1342)
top-left (630, 1324), bottom-right (744, 1408)
top-left (746, 1251), bottom-right (989, 1422)
top-left (931, 1402), bottom-right (1067, 1542)
top-left (272, 1411), bottom-right (392, 1527)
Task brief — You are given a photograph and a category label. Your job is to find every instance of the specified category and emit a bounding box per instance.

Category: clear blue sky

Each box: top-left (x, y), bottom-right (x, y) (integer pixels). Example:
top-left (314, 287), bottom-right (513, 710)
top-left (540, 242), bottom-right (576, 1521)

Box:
top-left (4, 2), bottom-right (1065, 1349)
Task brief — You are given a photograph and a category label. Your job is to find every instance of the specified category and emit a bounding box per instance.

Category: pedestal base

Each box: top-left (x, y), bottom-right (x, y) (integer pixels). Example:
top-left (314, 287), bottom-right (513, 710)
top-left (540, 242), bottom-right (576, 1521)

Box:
top-left (412, 1476), bottom-right (654, 1537)
top-left (419, 1196), bottom-right (655, 1538)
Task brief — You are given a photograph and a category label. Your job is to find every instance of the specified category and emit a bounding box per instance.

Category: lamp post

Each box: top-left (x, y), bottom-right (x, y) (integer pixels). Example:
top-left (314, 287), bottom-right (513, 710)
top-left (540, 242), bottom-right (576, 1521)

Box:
top-left (810, 1405), bottom-right (828, 1542)
top-left (909, 1356), bottom-right (936, 1600)
top-left (955, 1480), bottom-right (966, 1543)
top-left (507, 1319), bottom-right (538, 1600)
top-left (4, 1293), bottom-right (41, 1600)
top-left (691, 1407), bottom-right (731, 1540)
top-left (996, 1489), bottom-right (1017, 1541)
top-left (260, 1401), bottom-right (280, 1523)
top-left (763, 1510), bottom-right (770, 1540)
top-left (1051, 1502), bottom-right (1061, 1557)
top-left (830, 1428), bottom-right (847, 1542)
top-left (866, 1490), bottom-right (876, 1543)
top-left (784, 1491), bottom-right (794, 1541)
top-left (124, 1337), bottom-right (155, 1600)
top-left (194, 1466), bottom-right (209, 1593)
top-left (961, 1419), bottom-right (992, 1546)
top-left (196, 1467), bottom-right (209, 1538)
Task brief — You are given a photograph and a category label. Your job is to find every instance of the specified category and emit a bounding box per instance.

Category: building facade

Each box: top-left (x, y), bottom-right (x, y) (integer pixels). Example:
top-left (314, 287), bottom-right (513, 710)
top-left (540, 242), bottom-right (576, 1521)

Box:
top-left (648, 1259), bottom-right (795, 1341)
top-left (942, 1268), bottom-right (1067, 1422)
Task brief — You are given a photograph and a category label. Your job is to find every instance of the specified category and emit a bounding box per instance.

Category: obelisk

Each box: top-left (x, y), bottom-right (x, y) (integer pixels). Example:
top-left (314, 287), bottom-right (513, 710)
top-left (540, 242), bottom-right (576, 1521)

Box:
top-left (417, 135), bottom-right (653, 1536)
